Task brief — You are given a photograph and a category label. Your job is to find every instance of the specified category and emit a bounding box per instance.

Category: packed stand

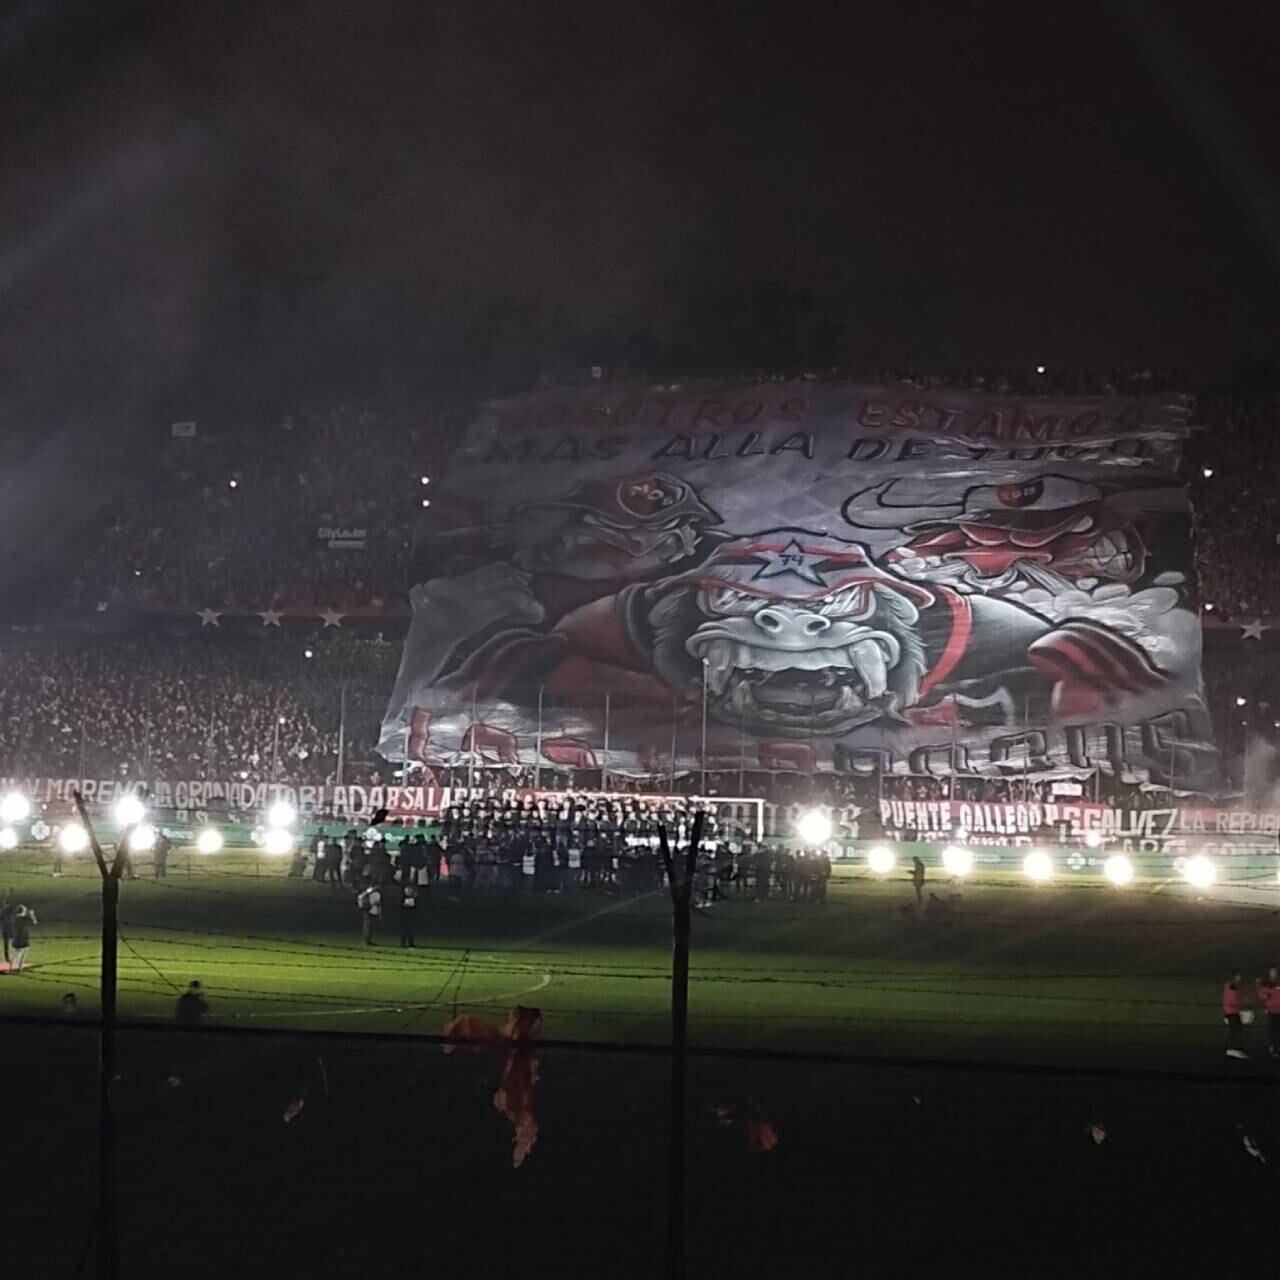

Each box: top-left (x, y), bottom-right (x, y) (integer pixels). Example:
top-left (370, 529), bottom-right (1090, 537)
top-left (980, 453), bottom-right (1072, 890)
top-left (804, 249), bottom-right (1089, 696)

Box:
top-left (0, 629), bottom-right (396, 785)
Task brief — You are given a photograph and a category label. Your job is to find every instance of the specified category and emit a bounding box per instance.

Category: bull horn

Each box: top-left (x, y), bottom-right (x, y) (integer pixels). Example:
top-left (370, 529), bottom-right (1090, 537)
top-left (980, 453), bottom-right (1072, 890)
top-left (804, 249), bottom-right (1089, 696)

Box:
top-left (840, 481), bottom-right (963, 529)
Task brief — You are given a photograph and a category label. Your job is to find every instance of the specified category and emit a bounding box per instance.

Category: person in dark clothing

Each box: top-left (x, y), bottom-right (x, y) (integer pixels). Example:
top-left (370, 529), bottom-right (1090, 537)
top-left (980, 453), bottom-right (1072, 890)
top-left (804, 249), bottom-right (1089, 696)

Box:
top-left (0, 893), bottom-right (13, 963)
top-left (9, 905), bottom-right (35, 972)
top-left (911, 856), bottom-right (926, 906)
top-left (754, 848), bottom-right (772, 901)
top-left (815, 851), bottom-right (832, 904)
top-left (325, 839), bottom-right (344, 887)
top-left (175, 981), bottom-right (208, 1025)
top-left (425, 837), bottom-right (443, 888)
top-left (153, 833), bottom-right (172, 878)
top-left (399, 883), bottom-right (418, 948)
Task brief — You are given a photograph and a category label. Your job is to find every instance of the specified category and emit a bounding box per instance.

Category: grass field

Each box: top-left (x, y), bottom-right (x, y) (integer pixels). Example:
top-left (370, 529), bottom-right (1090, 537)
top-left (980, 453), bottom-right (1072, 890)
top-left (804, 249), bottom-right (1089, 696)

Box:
top-left (3, 849), bottom-right (1278, 1278)
top-left (3, 848), bottom-right (1280, 1071)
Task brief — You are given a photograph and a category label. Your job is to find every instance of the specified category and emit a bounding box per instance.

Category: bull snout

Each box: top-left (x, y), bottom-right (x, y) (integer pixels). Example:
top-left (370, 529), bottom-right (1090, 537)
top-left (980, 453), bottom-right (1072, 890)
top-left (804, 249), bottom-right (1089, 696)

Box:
top-left (753, 606), bottom-right (833, 647)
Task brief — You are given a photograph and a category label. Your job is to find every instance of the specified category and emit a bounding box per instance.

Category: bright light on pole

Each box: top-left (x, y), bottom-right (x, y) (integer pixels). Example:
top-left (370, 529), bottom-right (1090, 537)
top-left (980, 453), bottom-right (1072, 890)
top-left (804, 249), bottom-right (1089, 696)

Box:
top-left (130, 823), bottom-right (157, 852)
top-left (59, 823), bottom-right (89, 854)
top-left (867, 845), bottom-right (896, 874)
top-left (0, 827), bottom-right (17, 851)
top-left (1103, 854), bottom-right (1134, 887)
top-left (1023, 849), bottom-right (1054, 882)
top-left (195, 828), bottom-right (224, 855)
top-left (263, 827), bottom-right (294, 856)
top-left (796, 809), bottom-right (832, 846)
top-left (114, 794), bottom-right (146, 827)
top-left (266, 800), bottom-right (296, 829)
top-left (942, 845), bottom-right (973, 877)
top-left (0, 791), bottom-right (30, 824)
top-left (1183, 854), bottom-right (1216, 889)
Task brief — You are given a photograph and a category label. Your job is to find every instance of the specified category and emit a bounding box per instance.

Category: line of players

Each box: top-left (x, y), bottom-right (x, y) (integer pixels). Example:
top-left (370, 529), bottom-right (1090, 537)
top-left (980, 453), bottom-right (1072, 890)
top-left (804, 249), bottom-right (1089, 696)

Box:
top-left (298, 793), bottom-right (832, 902)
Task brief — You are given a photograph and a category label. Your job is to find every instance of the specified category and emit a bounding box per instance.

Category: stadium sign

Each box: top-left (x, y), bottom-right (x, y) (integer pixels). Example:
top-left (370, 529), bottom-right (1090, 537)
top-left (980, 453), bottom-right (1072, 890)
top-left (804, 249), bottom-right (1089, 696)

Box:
top-left (380, 379), bottom-right (1216, 790)
top-left (317, 525), bottom-right (368, 549)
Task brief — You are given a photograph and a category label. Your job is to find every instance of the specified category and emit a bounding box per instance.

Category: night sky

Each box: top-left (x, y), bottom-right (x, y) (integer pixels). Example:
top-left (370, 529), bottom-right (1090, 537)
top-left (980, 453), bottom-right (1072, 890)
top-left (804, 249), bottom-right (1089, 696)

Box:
top-left (0, 0), bottom-right (1278, 427)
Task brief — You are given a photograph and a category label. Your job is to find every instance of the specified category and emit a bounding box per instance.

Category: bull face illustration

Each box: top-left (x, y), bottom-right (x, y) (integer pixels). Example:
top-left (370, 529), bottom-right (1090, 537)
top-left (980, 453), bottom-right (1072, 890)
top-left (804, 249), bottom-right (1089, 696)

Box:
top-left (657, 532), bottom-right (932, 735)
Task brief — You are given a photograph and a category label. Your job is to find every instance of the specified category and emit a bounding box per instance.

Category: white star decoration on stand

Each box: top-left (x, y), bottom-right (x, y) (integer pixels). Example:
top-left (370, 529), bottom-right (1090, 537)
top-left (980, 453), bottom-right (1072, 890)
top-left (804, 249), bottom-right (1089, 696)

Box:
top-left (320, 608), bottom-right (344, 628)
top-left (197, 609), bottom-right (221, 627)
top-left (750, 538), bottom-right (830, 589)
top-left (258, 609), bottom-right (283, 627)
top-left (1241, 619), bottom-right (1267, 641)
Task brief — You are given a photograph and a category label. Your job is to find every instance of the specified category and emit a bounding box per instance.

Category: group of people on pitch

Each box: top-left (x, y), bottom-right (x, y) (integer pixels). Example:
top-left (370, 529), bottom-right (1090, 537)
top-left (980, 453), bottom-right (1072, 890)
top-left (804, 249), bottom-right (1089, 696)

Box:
top-left (1223, 966), bottom-right (1280, 1059)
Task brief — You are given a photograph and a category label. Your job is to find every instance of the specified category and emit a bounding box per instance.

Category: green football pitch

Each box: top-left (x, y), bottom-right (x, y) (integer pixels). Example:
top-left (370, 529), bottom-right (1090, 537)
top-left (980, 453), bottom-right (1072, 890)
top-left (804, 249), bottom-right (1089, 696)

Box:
top-left (2, 848), bottom-right (1278, 1071)
top-left (3, 849), bottom-right (1278, 1278)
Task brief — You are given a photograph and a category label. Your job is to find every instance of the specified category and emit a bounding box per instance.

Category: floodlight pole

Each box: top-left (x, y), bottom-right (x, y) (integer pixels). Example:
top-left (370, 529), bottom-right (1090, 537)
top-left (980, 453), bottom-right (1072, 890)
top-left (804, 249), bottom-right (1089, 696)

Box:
top-left (658, 811), bottom-right (703, 1280)
top-left (73, 788), bottom-right (126, 1280)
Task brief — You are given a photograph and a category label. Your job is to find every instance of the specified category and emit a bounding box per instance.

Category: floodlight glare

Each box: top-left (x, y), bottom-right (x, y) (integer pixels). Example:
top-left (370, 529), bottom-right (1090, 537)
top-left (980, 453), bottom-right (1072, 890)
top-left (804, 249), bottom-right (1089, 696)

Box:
top-left (796, 809), bottom-right (832, 846)
top-left (0, 791), bottom-right (30, 824)
top-left (114, 794), bottom-right (146, 827)
top-left (0, 827), bottom-right (17, 851)
top-left (1103, 854), bottom-right (1134, 887)
top-left (59, 824), bottom-right (89, 854)
top-left (1183, 854), bottom-right (1216, 890)
top-left (866, 846), bottom-right (896, 875)
top-left (1083, 830), bottom-right (1104, 850)
top-left (263, 827), bottom-right (294, 856)
top-left (266, 800), bottom-right (296, 829)
top-left (942, 845), bottom-right (973, 877)
top-left (195, 828), bottom-right (224, 855)
top-left (1023, 850), bottom-right (1054, 882)
top-left (130, 823), bottom-right (157, 852)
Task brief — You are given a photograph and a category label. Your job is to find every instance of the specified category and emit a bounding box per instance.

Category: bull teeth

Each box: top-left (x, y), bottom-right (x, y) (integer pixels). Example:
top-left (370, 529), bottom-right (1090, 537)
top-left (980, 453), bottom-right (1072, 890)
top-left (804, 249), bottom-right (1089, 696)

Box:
top-left (849, 639), bottom-right (888, 699)
top-left (703, 638), bottom-right (734, 696)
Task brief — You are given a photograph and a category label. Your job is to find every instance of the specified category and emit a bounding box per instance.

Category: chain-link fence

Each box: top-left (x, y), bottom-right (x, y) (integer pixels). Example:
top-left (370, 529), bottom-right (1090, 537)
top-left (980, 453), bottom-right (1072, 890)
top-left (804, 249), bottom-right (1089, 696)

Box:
top-left (6, 1019), bottom-right (1276, 1279)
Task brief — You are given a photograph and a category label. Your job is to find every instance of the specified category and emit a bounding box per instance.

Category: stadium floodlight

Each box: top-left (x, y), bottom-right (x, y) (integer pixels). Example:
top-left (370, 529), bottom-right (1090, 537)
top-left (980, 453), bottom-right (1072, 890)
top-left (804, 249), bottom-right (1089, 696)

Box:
top-left (1103, 854), bottom-right (1134, 887)
top-left (1023, 850), bottom-right (1054, 882)
top-left (866, 846), bottom-right (896, 875)
top-left (1236, 696), bottom-right (1247, 707)
top-left (113, 793), bottom-right (146, 827)
top-left (303, 648), bottom-right (314, 659)
top-left (266, 800), bottom-right (296, 829)
top-left (228, 478), bottom-right (238, 489)
top-left (1202, 467), bottom-right (1214, 479)
top-left (0, 791), bottom-right (30, 825)
top-left (1083, 830), bottom-right (1104, 849)
top-left (1183, 854), bottom-right (1216, 890)
top-left (59, 823), bottom-right (89, 854)
top-left (0, 827), bottom-right (17, 851)
top-left (796, 809), bottom-right (832, 846)
top-left (263, 827), bottom-right (293, 856)
top-left (130, 823), bottom-right (157, 852)
top-left (195, 827), bottom-right (224, 855)
top-left (1035, 364), bottom-right (1046, 374)
top-left (420, 475), bottom-right (430, 485)
top-left (941, 845), bottom-right (973, 877)
top-left (421, 498), bottom-right (431, 508)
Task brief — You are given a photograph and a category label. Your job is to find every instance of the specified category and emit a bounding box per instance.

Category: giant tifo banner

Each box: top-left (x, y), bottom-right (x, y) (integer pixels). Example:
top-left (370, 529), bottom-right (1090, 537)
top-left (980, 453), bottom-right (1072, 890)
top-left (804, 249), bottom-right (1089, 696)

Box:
top-left (380, 381), bottom-right (1218, 788)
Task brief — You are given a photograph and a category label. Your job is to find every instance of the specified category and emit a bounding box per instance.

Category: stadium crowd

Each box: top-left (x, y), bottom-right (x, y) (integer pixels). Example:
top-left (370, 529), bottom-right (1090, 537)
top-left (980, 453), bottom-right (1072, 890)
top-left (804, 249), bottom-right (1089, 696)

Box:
top-left (0, 630), bottom-right (395, 786)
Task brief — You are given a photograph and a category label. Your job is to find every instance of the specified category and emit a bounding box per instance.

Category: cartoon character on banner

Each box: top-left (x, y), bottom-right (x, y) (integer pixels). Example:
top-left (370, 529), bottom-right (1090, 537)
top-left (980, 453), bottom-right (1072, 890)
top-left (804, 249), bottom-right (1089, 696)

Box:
top-left (459, 527), bottom-right (1170, 736)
